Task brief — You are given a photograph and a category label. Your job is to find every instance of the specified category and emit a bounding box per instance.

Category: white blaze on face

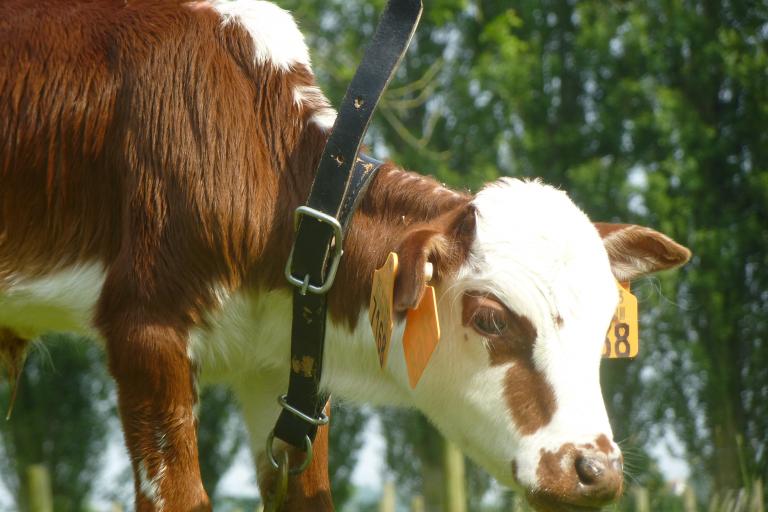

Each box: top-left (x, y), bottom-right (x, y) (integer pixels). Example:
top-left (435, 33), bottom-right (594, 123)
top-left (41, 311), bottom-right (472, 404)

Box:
top-left (409, 178), bottom-right (619, 488)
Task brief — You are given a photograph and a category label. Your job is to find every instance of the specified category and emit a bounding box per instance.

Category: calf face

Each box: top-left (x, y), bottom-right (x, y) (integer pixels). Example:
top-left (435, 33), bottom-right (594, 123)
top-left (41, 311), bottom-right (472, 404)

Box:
top-left (388, 178), bottom-right (690, 510)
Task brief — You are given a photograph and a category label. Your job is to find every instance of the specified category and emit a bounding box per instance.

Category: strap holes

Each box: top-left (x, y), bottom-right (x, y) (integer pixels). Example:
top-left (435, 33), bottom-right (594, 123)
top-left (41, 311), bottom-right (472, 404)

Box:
top-left (333, 154), bottom-right (345, 165)
top-left (354, 96), bottom-right (365, 109)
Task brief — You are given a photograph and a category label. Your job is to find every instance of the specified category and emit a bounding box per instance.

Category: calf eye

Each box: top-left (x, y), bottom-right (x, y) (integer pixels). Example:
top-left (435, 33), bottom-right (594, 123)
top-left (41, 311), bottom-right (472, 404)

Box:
top-left (472, 307), bottom-right (507, 337)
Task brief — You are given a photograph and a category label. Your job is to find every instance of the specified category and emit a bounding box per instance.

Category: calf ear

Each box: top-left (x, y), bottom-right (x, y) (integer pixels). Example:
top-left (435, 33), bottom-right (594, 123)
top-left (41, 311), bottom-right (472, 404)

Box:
top-left (393, 204), bottom-right (476, 312)
top-left (594, 223), bottom-right (691, 282)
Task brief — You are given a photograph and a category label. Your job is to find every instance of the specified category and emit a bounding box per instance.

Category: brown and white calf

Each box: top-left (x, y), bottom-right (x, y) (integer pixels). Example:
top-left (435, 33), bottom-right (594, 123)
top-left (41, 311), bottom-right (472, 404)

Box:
top-left (0, 1), bottom-right (691, 510)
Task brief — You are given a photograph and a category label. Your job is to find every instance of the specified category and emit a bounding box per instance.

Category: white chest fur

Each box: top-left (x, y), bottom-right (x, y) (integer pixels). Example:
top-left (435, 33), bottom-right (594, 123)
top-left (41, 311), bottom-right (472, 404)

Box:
top-left (0, 265), bottom-right (105, 340)
top-left (0, 266), bottom-right (409, 407)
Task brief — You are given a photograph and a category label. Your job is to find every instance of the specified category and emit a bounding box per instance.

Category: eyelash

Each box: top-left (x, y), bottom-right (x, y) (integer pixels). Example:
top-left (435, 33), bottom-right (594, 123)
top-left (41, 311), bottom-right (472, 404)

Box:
top-left (472, 308), bottom-right (507, 336)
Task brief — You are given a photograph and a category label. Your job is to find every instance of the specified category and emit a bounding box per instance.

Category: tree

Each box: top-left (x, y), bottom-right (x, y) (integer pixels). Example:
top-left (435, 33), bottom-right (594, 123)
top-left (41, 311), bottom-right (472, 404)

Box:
top-left (196, 384), bottom-right (245, 501)
top-left (328, 402), bottom-right (368, 508)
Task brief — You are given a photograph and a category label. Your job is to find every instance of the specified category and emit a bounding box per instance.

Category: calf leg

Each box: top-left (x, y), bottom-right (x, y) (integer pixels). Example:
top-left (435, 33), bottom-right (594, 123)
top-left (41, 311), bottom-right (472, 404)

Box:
top-left (235, 374), bottom-right (334, 511)
top-left (98, 296), bottom-right (209, 511)
top-left (259, 402), bottom-right (334, 511)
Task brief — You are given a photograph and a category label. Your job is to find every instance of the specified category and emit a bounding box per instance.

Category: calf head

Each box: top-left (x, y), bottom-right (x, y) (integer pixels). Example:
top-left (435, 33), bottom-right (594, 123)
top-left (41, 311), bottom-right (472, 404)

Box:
top-left (390, 178), bottom-right (690, 511)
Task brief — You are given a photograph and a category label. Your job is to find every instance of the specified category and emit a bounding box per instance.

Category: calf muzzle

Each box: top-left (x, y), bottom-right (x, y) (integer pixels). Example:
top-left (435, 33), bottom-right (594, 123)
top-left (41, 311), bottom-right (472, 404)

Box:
top-left (527, 442), bottom-right (624, 511)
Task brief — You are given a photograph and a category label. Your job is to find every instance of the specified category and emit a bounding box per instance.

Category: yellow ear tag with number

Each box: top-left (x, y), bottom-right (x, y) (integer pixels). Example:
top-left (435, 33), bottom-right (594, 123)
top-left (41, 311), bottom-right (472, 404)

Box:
top-left (403, 284), bottom-right (441, 388)
top-left (603, 281), bottom-right (639, 358)
top-left (370, 252), bottom-right (399, 368)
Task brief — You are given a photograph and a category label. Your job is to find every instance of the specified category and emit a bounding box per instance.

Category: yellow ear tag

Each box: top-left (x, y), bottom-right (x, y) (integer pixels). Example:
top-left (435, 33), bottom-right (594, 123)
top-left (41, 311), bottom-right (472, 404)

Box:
top-left (369, 252), bottom-right (399, 368)
top-left (403, 284), bottom-right (441, 388)
top-left (603, 281), bottom-right (639, 358)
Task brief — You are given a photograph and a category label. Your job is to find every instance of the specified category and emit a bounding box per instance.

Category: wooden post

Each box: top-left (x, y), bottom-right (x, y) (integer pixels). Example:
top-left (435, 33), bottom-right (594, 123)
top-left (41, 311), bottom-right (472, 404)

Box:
top-left (632, 486), bottom-right (650, 512)
top-left (751, 479), bottom-right (765, 512)
top-left (708, 491), bottom-right (720, 512)
top-left (27, 464), bottom-right (53, 512)
top-left (443, 440), bottom-right (467, 512)
top-left (379, 480), bottom-right (396, 512)
top-left (410, 494), bottom-right (425, 512)
top-left (683, 483), bottom-right (697, 512)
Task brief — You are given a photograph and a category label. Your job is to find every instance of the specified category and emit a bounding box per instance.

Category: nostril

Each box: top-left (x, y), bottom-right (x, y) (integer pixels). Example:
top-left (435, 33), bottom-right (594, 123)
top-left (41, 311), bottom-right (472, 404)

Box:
top-left (575, 456), bottom-right (605, 486)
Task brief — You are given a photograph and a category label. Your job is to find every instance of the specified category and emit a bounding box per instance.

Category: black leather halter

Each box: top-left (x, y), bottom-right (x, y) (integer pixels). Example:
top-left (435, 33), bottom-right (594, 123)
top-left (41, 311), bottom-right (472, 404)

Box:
top-left (270, 0), bottom-right (423, 457)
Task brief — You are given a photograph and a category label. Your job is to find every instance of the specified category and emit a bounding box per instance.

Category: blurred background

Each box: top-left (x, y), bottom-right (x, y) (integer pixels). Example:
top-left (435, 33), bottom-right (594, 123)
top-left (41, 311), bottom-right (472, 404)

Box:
top-left (1, 0), bottom-right (766, 510)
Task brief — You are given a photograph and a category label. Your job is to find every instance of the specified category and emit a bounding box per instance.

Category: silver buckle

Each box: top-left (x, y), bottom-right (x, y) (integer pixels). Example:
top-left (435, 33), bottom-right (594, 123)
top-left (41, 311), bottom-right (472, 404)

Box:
top-left (284, 206), bottom-right (344, 295)
top-left (277, 394), bottom-right (329, 426)
top-left (265, 431), bottom-right (313, 475)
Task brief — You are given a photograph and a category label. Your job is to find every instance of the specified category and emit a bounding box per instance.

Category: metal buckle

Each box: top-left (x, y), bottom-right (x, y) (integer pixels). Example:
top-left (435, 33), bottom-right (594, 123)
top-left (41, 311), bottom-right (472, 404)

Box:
top-left (284, 206), bottom-right (344, 295)
top-left (265, 395), bottom-right (329, 475)
top-left (266, 431), bottom-right (313, 475)
top-left (277, 394), bottom-right (329, 426)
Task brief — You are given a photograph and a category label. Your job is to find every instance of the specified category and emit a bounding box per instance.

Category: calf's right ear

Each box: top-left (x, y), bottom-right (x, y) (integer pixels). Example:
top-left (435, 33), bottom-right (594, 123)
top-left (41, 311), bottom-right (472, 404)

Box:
top-left (393, 204), bottom-right (477, 312)
top-left (594, 223), bottom-right (692, 282)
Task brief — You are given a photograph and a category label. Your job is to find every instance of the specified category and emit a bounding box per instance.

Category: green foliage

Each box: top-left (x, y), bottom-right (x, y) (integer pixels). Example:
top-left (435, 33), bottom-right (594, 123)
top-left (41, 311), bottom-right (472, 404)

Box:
top-left (329, 402), bottom-right (368, 507)
top-left (197, 384), bottom-right (245, 501)
top-left (0, 334), bottom-right (110, 512)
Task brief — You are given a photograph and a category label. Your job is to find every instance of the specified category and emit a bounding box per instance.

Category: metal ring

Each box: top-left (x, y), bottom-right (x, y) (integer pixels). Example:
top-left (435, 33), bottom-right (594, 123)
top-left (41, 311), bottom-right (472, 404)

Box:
top-left (265, 431), bottom-right (313, 475)
top-left (277, 395), bottom-right (329, 426)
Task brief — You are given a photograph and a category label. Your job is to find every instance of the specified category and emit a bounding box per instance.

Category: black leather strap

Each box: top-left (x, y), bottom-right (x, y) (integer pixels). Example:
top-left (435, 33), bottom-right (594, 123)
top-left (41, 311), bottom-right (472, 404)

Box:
top-left (275, 156), bottom-right (382, 448)
top-left (275, 0), bottom-right (423, 450)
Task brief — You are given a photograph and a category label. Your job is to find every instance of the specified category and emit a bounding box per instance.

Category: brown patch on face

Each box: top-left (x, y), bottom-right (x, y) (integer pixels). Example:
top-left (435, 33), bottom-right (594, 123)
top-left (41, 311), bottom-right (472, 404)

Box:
top-left (462, 293), bottom-right (538, 364)
top-left (462, 293), bottom-right (555, 434)
top-left (533, 443), bottom-right (580, 501)
top-left (504, 360), bottom-right (557, 435)
top-left (595, 434), bottom-right (614, 455)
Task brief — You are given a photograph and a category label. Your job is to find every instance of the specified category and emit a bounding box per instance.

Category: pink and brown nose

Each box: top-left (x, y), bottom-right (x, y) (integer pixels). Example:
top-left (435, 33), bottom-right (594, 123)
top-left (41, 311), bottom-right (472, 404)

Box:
top-left (525, 439), bottom-right (623, 511)
top-left (574, 450), bottom-right (623, 504)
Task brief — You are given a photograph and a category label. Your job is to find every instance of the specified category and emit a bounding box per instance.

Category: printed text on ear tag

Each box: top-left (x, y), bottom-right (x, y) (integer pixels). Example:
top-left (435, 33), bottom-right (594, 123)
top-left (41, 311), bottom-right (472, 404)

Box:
top-left (403, 285), bottom-right (441, 388)
top-left (603, 281), bottom-right (639, 358)
top-left (369, 252), bottom-right (399, 368)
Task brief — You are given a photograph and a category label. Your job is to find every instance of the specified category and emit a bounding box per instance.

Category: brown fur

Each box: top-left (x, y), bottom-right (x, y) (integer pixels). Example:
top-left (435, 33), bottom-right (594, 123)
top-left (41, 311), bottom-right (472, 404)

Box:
top-left (595, 223), bottom-right (692, 281)
top-left (0, 2), bottom-right (476, 509)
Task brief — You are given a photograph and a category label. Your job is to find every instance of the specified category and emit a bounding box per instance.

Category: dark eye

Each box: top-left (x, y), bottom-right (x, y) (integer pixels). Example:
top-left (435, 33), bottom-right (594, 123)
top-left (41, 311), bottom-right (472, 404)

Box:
top-left (472, 307), bottom-right (508, 336)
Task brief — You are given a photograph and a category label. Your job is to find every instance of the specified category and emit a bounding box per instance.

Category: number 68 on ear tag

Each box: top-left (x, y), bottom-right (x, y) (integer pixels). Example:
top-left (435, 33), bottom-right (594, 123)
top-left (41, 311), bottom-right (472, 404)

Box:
top-left (603, 281), bottom-right (639, 358)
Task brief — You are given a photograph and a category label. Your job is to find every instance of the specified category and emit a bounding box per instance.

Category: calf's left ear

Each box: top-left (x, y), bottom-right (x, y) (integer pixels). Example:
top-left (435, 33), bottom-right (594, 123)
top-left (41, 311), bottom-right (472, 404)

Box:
top-left (594, 223), bottom-right (692, 282)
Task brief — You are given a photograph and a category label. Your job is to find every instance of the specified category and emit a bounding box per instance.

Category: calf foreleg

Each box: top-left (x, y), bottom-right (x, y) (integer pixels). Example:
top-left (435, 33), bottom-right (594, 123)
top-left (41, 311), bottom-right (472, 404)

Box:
top-left (98, 292), bottom-right (209, 511)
